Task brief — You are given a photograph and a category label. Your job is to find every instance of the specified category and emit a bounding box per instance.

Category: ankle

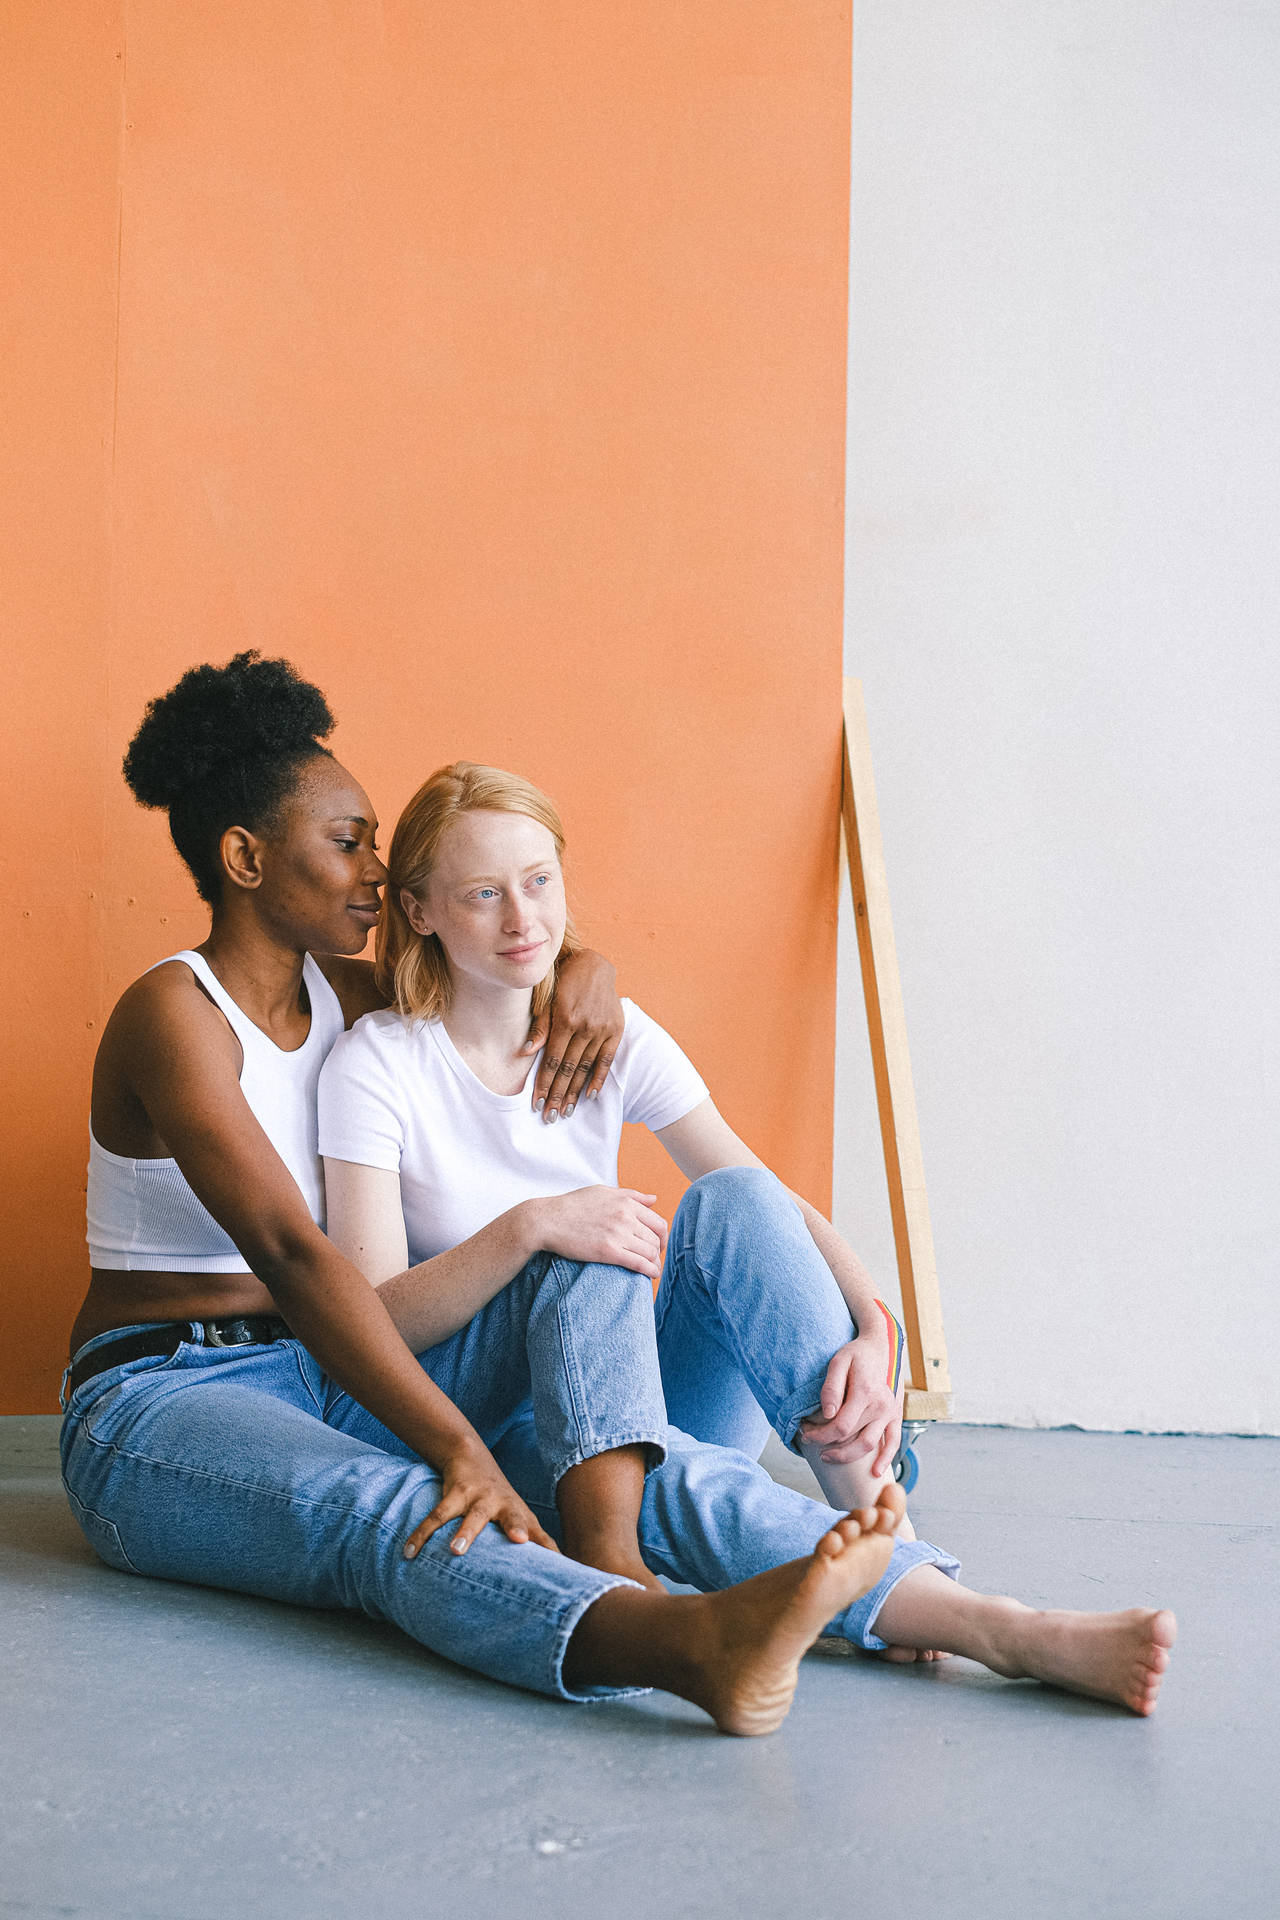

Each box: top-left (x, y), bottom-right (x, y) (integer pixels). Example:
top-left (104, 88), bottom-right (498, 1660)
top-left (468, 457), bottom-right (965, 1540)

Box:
top-left (972, 1594), bottom-right (1035, 1673)
top-left (561, 1513), bottom-right (642, 1557)
top-left (563, 1587), bottom-right (703, 1696)
top-left (556, 1447), bottom-right (648, 1554)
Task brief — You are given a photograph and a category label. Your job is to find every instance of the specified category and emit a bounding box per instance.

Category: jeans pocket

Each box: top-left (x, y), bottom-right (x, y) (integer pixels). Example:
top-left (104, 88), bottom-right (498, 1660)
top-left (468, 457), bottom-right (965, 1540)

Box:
top-left (75, 1342), bottom-right (193, 1436)
top-left (64, 1487), bottom-right (141, 1575)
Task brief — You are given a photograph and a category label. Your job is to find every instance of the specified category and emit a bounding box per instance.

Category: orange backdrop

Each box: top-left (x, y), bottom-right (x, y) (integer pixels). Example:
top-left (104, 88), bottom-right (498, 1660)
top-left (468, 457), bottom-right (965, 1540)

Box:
top-left (1, 2), bottom-right (850, 1411)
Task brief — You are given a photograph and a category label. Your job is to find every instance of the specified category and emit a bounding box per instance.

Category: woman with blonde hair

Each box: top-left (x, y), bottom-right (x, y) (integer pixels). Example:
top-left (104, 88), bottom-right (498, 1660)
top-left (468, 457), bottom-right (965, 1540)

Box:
top-left (317, 760), bottom-right (1176, 1712)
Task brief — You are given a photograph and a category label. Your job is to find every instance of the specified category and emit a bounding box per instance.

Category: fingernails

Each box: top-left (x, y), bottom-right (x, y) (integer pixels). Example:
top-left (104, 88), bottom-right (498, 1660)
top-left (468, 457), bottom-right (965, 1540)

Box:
top-left (545, 1109), bottom-right (559, 1124)
top-left (403, 1543), bottom-right (418, 1560)
top-left (587, 1089), bottom-right (598, 1100)
top-left (564, 1103), bottom-right (575, 1117)
top-left (534, 1097), bottom-right (545, 1112)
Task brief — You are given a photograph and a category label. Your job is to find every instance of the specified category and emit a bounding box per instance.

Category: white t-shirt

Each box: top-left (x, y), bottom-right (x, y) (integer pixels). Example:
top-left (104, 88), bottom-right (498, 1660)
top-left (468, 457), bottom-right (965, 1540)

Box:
top-left (316, 999), bottom-right (709, 1264)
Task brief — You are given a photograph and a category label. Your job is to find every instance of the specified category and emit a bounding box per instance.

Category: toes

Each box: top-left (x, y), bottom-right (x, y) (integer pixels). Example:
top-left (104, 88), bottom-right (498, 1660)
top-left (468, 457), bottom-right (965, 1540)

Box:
top-left (1128, 1668), bottom-right (1165, 1714)
top-left (816, 1519), bottom-right (861, 1561)
top-left (866, 1483), bottom-right (906, 1534)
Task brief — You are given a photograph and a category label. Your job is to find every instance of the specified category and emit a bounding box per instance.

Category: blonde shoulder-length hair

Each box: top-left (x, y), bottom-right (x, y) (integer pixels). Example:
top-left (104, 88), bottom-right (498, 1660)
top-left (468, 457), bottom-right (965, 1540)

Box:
top-left (376, 761), bottom-right (581, 1025)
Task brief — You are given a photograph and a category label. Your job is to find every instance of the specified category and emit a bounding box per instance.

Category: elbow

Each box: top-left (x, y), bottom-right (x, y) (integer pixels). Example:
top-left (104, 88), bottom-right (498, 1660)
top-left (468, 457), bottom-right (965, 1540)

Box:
top-left (242, 1218), bottom-right (329, 1294)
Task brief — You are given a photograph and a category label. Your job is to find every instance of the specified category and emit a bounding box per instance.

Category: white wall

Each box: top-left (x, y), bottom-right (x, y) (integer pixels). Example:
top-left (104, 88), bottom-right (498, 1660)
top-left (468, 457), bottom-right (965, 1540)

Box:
top-left (836, 3), bottom-right (1280, 1433)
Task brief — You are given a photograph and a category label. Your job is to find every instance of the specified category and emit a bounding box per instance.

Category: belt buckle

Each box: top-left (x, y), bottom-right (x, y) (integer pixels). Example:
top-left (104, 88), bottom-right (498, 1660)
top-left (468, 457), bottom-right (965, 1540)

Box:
top-left (204, 1317), bottom-right (263, 1348)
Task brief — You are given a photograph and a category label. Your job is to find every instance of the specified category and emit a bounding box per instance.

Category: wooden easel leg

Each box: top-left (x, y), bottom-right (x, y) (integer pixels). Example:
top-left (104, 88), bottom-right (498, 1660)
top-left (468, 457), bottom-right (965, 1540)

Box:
top-left (841, 678), bottom-right (952, 1422)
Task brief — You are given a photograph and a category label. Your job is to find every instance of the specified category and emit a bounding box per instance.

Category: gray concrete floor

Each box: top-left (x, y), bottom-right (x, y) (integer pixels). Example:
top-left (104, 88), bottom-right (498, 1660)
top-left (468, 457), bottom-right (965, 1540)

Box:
top-left (2, 1417), bottom-right (1275, 1920)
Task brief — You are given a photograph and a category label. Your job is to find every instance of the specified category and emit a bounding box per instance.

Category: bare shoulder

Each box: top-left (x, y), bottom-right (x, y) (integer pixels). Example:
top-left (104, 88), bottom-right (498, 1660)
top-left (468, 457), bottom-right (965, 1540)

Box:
top-left (313, 953), bottom-right (390, 1028)
top-left (100, 958), bottom-right (237, 1066)
top-left (92, 959), bottom-right (243, 1153)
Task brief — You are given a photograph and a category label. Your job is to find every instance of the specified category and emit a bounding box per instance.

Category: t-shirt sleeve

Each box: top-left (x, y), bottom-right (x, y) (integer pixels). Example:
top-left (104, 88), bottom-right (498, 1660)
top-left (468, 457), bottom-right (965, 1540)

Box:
top-left (615, 1000), bottom-right (710, 1131)
top-left (316, 1018), bottom-right (406, 1172)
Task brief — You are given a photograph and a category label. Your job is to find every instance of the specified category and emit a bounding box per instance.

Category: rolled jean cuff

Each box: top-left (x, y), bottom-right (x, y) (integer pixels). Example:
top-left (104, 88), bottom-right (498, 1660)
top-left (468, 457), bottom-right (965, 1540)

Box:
top-left (772, 1375), bottom-right (831, 1454)
top-left (547, 1427), bottom-right (669, 1494)
top-left (549, 1572), bottom-right (653, 1703)
top-left (831, 1537), bottom-right (961, 1651)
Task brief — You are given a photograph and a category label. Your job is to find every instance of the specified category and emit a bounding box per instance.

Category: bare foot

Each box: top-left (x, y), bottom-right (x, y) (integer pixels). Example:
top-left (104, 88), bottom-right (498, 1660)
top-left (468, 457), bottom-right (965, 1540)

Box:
top-left (986, 1602), bottom-right (1178, 1715)
top-left (688, 1487), bottom-right (903, 1736)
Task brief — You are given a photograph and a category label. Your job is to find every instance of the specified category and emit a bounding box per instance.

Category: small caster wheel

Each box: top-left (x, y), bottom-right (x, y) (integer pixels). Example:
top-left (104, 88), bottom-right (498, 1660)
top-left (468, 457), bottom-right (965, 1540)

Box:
top-left (894, 1444), bottom-right (920, 1494)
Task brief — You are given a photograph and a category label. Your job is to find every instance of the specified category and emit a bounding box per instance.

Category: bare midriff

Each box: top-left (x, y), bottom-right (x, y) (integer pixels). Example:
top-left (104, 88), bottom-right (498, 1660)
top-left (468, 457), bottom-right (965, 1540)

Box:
top-left (71, 1269), bottom-right (283, 1355)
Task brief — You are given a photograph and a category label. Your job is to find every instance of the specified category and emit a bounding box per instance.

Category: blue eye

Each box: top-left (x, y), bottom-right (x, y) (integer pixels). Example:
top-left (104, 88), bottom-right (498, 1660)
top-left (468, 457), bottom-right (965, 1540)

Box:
top-left (530, 873), bottom-right (549, 888)
top-left (474, 887), bottom-right (499, 901)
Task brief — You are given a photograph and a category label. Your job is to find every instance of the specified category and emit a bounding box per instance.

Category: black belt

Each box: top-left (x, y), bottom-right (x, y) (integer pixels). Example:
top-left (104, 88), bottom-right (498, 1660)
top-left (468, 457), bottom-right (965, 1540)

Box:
top-left (66, 1315), bottom-right (291, 1400)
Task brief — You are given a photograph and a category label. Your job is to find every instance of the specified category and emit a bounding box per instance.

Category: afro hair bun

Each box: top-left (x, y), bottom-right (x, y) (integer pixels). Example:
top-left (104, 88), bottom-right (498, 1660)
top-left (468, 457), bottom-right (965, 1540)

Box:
top-left (123, 652), bottom-right (335, 812)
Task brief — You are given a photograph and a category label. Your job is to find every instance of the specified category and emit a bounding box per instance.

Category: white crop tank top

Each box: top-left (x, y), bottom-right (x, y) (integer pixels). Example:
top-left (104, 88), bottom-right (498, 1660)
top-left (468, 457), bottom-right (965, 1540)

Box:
top-left (86, 950), bottom-right (346, 1272)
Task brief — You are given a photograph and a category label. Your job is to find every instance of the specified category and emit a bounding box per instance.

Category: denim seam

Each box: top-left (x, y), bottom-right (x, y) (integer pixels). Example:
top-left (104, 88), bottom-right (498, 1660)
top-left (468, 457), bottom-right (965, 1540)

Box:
top-left (546, 1255), bottom-right (592, 1463)
top-left (289, 1344), bottom-right (327, 1416)
top-left (72, 1424), bottom-right (452, 1537)
top-left (72, 1424), bottom-right (599, 1620)
top-left (63, 1485), bottom-right (144, 1576)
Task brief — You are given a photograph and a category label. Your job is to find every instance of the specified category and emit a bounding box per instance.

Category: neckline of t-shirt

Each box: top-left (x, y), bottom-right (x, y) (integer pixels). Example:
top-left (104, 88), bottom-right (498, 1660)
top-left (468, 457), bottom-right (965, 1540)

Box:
top-left (426, 1017), bottom-right (541, 1109)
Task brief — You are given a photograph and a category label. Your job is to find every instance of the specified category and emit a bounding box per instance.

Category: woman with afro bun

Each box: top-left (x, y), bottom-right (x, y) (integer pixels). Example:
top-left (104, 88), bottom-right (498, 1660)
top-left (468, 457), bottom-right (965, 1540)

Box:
top-left (62, 651), bottom-right (928, 1736)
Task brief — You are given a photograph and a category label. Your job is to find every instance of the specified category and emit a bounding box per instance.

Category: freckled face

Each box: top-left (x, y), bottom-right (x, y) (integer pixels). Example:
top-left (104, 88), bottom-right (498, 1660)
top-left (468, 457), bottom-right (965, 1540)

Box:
top-left (404, 810), bottom-right (567, 998)
top-left (256, 758), bottom-right (386, 956)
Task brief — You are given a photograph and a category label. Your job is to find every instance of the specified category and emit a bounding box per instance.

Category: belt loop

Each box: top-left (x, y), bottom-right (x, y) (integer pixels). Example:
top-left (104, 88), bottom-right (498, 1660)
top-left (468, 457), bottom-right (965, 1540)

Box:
top-left (59, 1362), bottom-right (73, 1412)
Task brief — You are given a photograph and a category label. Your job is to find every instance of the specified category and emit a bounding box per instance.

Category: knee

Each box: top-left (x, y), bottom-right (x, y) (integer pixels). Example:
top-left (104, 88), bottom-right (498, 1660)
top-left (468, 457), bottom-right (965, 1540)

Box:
top-left (540, 1254), bottom-right (653, 1314)
top-left (679, 1165), bottom-right (785, 1226)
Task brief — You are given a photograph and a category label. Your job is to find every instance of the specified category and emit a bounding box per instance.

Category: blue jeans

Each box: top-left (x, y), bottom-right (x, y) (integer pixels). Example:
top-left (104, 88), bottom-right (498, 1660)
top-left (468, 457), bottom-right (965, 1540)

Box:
top-left (633, 1167), bottom-right (955, 1643)
top-left (62, 1199), bottom-right (957, 1703)
top-left (60, 1251), bottom-right (666, 1702)
top-left (354, 1248), bottom-right (669, 1488)
top-left (655, 1166), bottom-right (865, 1459)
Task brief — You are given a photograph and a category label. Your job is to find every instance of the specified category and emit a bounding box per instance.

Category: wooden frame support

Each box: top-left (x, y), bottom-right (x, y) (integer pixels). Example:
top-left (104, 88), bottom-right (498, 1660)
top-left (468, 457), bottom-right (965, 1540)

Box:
top-left (842, 679), bottom-right (952, 1421)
